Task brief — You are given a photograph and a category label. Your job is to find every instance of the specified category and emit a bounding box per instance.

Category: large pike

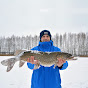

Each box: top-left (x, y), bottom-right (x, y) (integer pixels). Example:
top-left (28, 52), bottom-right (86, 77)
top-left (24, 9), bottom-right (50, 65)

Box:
top-left (1, 50), bottom-right (76, 72)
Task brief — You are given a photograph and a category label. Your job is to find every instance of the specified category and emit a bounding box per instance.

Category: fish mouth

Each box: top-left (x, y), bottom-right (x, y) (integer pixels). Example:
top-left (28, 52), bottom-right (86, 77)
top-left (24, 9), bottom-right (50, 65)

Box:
top-left (71, 57), bottom-right (77, 60)
top-left (70, 56), bottom-right (74, 59)
top-left (67, 56), bottom-right (77, 60)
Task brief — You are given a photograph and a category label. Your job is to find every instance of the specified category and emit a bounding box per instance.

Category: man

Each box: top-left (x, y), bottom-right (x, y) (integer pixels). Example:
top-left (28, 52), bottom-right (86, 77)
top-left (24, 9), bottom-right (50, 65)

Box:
top-left (27, 30), bottom-right (68, 88)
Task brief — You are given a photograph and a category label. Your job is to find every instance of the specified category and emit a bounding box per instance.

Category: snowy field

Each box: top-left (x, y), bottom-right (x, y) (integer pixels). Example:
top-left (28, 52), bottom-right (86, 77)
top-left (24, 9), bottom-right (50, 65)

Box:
top-left (0, 56), bottom-right (88, 88)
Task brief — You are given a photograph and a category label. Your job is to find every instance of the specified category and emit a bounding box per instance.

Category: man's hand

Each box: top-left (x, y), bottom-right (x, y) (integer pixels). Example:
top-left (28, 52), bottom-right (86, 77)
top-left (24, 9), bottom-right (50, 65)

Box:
top-left (57, 58), bottom-right (66, 67)
top-left (27, 56), bottom-right (38, 64)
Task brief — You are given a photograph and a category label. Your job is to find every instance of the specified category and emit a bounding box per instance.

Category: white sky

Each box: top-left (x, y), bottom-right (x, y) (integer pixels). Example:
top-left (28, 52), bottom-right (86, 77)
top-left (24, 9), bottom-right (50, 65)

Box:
top-left (0, 0), bottom-right (88, 37)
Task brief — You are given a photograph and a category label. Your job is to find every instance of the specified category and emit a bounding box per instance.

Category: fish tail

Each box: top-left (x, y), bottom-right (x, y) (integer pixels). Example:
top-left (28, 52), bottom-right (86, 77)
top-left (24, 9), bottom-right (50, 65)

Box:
top-left (1, 58), bottom-right (17, 72)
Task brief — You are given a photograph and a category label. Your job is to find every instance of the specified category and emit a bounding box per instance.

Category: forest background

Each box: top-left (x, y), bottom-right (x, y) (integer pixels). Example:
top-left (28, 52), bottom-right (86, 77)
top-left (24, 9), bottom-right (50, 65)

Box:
top-left (0, 32), bottom-right (88, 56)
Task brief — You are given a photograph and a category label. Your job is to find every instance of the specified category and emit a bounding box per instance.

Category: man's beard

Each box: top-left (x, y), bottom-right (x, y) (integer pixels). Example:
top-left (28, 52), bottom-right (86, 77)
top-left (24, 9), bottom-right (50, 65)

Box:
top-left (43, 39), bottom-right (50, 42)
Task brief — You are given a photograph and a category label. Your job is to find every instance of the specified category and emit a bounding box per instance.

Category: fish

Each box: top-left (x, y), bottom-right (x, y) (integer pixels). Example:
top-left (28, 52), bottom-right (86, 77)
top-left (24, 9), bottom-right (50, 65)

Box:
top-left (1, 50), bottom-right (76, 72)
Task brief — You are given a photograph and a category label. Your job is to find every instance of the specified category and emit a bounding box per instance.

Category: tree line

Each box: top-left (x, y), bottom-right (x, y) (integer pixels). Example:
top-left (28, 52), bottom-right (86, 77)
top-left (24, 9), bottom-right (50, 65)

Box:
top-left (0, 32), bottom-right (88, 56)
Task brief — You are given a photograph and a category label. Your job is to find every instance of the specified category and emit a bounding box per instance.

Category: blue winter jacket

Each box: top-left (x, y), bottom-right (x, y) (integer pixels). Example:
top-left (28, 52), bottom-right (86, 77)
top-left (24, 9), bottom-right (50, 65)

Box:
top-left (27, 40), bottom-right (68, 88)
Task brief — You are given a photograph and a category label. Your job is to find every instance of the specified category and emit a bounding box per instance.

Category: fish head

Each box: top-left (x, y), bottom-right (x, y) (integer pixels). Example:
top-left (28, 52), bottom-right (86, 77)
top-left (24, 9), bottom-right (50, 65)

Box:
top-left (56, 52), bottom-right (74, 60)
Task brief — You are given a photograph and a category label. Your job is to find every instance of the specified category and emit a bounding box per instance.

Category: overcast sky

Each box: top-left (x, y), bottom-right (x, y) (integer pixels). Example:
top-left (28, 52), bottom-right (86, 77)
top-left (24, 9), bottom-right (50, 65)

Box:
top-left (0, 0), bottom-right (88, 37)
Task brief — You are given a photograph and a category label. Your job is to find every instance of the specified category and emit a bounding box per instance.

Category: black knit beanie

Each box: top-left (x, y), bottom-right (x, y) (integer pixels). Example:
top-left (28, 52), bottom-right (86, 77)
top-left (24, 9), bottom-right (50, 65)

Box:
top-left (40, 30), bottom-right (51, 40)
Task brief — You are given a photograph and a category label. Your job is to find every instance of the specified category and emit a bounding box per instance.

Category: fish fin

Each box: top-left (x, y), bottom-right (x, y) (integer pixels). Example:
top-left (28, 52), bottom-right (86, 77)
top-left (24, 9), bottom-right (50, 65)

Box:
top-left (19, 60), bottom-right (25, 67)
top-left (53, 60), bottom-right (58, 69)
top-left (53, 63), bottom-right (57, 69)
top-left (1, 58), bottom-right (16, 72)
top-left (34, 63), bottom-right (40, 70)
top-left (1, 59), bottom-right (9, 66)
top-left (7, 63), bottom-right (15, 72)
top-left (14, 50), bottom-right (27, 56)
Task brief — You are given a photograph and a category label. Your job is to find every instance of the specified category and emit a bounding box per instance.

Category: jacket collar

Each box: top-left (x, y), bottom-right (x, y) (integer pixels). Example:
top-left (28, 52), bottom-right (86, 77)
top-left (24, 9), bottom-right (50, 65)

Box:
top-left (38, 40), bottom-right (53, 51)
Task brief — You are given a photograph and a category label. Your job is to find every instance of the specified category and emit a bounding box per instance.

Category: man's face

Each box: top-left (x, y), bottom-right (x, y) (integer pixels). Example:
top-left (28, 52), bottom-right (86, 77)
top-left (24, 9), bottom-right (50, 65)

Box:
top-left (41, 35), bottom-right (50, 42)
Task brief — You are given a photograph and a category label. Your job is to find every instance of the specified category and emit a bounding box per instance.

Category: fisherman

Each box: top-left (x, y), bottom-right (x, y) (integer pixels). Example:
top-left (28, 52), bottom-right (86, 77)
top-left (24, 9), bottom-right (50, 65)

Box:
top-left (27, 30), bottom-right (68, 88)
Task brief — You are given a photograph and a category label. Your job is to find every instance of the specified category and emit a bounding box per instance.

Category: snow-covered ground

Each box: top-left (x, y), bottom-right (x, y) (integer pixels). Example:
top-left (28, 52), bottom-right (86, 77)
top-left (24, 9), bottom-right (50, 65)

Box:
top-left (60, 57), bottom-right (88, 88)
top-left (0, 56), bottom-right (88, 88)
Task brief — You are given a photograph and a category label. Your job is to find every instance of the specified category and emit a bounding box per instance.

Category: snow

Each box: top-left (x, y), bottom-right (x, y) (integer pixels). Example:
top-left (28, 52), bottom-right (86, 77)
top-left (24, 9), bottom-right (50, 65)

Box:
top-left (0, 56), bottom-right (88, 88)
top-left (60, 57), bottom-right (88, 88)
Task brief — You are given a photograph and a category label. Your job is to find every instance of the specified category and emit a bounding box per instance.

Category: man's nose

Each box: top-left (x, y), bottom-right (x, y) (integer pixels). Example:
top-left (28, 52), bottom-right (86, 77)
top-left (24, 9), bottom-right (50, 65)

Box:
top-left (44, 37), bottom-right (47, 39)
